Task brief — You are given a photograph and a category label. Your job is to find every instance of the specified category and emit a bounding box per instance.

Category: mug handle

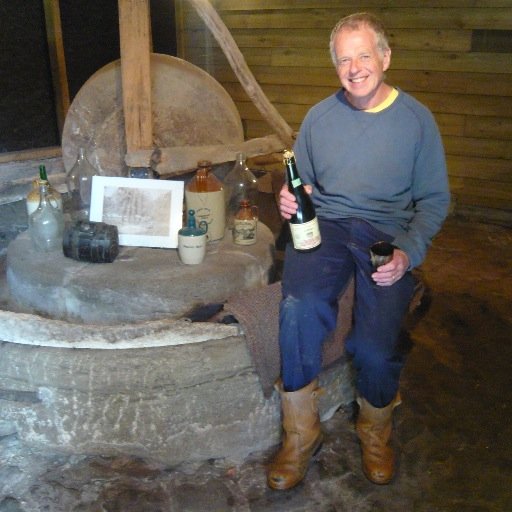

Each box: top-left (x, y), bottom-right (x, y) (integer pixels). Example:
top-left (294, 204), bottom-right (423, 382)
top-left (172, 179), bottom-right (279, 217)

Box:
top-left (198, 220), bottom-right (208, 233)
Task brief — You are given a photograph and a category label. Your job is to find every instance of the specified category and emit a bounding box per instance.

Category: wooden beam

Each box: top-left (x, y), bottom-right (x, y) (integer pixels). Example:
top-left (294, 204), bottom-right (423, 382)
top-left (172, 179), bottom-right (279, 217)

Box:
top-left (42, 0), bottom-right (70, 137)
top-left (212, 1), bottom-right (512, 9)
top-left (184, 27), bottom-right (472, 53)
top-left (0, 147), bottom-right (62, 165)
top-left (118, 0), bottom-right (153, 156)
top-left (143, 134), bottom-right (289, 177)
top-left (184, 0), bottom-right (294, 148)
top-left (198, 8), bottom-right (512, 31)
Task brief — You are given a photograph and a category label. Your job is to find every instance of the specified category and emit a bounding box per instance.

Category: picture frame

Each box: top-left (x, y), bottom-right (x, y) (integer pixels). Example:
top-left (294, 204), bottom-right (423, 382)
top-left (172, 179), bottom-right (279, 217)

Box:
top-left (90, 176), bottom-right (184, 248)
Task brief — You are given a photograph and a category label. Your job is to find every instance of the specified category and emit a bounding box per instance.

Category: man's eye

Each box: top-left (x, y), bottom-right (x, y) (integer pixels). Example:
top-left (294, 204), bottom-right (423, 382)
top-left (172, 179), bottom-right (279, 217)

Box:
top-left (360, 54), bottom-right (371, 61)
top-left (338, 59), bottom-right (350, 66)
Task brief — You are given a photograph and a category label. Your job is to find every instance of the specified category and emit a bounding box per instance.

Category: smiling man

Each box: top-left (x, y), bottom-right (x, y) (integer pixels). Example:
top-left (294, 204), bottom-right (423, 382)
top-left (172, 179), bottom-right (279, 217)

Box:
top-left (332, 14), bottom-right (392, 110)
top-left (268, 13), bottom-right (450, 490)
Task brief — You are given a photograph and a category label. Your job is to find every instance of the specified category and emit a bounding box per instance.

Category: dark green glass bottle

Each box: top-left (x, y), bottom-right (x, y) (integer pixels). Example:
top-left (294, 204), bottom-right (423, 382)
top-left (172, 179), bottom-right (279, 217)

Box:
top-left (283, 150), bottom-right (321, 252)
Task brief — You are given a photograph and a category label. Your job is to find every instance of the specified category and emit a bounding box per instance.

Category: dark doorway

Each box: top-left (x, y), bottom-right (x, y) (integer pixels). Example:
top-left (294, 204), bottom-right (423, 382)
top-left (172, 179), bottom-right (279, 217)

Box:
top-left (0, 0), bottom-right (177, 154)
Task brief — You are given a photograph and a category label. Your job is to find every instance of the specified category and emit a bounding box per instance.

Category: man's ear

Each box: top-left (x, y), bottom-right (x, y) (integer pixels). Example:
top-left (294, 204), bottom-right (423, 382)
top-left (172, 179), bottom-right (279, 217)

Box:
top-left (382, 48), bottom-right (391, 72)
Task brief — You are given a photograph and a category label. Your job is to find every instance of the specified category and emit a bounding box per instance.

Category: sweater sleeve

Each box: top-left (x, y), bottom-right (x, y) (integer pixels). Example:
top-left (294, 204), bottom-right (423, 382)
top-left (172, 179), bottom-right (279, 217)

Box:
top-left (391, 112), bottom-right (450, 269)
top-left (292, 114), bottom-right (315, 186)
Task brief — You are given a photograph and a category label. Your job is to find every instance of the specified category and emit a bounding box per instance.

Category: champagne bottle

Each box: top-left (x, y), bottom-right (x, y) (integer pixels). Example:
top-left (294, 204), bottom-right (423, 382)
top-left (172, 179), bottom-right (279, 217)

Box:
top-left (283, 150), bottom-right (321, 251)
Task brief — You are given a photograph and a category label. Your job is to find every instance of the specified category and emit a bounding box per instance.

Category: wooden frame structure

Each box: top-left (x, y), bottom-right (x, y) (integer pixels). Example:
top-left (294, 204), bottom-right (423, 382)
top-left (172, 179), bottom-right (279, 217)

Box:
top-left (42, 0), bottom-right (293, 177)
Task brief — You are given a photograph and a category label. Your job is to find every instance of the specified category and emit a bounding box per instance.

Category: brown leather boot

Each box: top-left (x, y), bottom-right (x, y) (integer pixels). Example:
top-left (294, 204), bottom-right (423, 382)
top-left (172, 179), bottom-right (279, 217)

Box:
top-left (267, 379), bottom-right (323, 490)
top-left (356, 393), bottom-right (401, 485)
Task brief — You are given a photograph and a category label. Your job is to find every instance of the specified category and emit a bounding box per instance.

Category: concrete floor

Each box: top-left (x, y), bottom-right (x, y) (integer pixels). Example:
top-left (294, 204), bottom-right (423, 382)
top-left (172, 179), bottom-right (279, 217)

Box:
top-left (1, 212), bottom-right (511, 511)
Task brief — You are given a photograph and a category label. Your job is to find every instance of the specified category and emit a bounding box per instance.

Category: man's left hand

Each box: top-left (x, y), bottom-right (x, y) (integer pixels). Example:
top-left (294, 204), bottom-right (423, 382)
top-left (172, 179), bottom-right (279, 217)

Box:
top-left (371, 249), bottom-right (410, 286)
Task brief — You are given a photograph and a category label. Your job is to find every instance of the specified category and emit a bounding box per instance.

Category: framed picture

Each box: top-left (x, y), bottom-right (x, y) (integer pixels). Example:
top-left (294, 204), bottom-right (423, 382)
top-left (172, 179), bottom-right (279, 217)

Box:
top-left (90, 176), bottom-right (184, 248)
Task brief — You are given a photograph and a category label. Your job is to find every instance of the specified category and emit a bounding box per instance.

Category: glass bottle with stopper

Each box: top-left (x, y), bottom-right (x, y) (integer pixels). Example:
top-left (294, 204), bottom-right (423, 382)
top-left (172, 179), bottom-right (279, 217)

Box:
top-left (224, 152), bottom-right (258, 229)
top-left (283, 149), bottom-right (321, 252)
top-left (185, 160), bottom-right (225, 242)
top-left (29, 180), bottom-right (64, 252)
top-left (66, 147), bottom-right (98, 221)
top-left (26, 164), bottom-right (62, 217)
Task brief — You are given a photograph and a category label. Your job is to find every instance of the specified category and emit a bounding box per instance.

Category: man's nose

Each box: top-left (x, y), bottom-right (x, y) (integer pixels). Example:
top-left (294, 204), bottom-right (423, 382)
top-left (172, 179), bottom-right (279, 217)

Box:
top-left (350, 58), bottom-right (361, 74)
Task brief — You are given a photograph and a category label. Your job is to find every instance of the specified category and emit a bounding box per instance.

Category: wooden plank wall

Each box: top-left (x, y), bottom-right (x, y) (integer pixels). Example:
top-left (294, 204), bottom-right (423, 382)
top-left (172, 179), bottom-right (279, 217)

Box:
top-left (176, 0), bottom-right (512, 224)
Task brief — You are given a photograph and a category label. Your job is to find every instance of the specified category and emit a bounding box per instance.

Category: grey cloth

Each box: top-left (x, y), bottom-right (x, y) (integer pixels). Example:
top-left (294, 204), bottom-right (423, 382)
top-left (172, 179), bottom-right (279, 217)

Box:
top-left (224, 280), bottom-right (354, 397)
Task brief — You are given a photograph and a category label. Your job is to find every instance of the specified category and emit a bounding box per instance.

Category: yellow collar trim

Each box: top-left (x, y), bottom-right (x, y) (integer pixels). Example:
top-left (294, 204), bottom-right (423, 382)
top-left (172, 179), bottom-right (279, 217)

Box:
top-left (365, 88), bottom-right (399, 113)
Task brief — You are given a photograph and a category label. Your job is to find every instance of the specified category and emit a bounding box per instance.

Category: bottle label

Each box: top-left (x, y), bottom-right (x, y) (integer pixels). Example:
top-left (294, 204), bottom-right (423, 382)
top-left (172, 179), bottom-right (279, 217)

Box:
top-left (291, 177), bottom-right (302, 188)
top-left (233, 219), bottom-right (257, 245)
top-left (290, 217), bottom-right (321, 251)
top-left (185, 190), bottom-right (226, 241)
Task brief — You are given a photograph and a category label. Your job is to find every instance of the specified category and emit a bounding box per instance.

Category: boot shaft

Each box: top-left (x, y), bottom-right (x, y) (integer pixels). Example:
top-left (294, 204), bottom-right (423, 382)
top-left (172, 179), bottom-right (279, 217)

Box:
top-left (356, 393), bottom-right (401, 485)
top-left (267, 379), bottom-right (324, 490)
top-left (279, 379), bottom-right (322, 434)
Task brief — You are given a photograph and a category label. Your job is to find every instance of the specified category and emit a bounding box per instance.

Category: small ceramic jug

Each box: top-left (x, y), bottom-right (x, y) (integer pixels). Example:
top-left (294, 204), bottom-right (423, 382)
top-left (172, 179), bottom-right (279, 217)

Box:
top-left (178, 210), bottom-right (208, 264)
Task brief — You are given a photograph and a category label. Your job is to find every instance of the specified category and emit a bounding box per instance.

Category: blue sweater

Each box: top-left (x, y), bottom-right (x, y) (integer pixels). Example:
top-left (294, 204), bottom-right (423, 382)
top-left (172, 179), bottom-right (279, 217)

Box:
top-left (294, 88), bottom-right (450, 269)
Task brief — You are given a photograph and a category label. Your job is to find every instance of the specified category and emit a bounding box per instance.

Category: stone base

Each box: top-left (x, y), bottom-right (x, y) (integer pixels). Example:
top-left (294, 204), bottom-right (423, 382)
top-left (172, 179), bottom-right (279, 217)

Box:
top-left (0, 310), bottom-right (354, 466)
top-left (6, 224), bottom-right (275, 325)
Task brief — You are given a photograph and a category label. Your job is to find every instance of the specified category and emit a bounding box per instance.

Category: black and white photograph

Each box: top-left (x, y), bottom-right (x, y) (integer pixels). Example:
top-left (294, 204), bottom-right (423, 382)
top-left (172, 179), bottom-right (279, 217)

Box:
top-left (90, 176), bottom-right (184, 248)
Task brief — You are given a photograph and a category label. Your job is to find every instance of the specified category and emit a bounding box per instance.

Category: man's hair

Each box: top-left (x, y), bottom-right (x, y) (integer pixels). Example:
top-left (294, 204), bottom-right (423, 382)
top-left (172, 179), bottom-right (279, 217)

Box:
top-left (329, 12), bottom-right (390, 66)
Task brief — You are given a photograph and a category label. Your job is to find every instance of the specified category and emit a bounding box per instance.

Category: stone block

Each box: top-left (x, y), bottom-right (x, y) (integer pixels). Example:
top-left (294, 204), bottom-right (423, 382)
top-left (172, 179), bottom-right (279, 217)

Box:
top-left (6, 224), bottom-right (276, 324)
top-left (0, 310), bottom-right (354, 466)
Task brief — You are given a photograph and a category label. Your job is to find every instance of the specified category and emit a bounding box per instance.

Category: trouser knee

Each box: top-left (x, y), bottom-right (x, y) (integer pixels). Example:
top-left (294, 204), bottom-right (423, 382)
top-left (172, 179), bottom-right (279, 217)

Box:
top-left (279, 293), bottom-right (337, 392)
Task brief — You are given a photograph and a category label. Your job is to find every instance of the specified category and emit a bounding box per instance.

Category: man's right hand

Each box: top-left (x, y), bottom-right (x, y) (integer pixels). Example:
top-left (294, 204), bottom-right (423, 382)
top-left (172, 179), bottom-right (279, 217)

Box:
top-left (279, 183), bottom-right (313, 219)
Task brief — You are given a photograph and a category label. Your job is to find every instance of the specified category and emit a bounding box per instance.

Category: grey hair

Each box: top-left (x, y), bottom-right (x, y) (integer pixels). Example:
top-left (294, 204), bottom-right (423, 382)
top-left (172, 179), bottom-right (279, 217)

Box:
top-left (329, 12), bottom-right (390, 66)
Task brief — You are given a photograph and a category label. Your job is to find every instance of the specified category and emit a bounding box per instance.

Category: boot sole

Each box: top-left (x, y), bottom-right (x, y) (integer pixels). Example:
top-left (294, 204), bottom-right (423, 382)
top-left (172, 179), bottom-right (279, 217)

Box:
top-left (363, 467), bottom-right (394, 485)
top-left (267, 437), bottom-right (324, 491)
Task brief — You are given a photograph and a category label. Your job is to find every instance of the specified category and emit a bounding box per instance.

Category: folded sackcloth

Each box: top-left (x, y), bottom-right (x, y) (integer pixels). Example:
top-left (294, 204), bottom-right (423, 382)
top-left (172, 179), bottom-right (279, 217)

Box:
top-left (223, 279), bottom-right (354, 397)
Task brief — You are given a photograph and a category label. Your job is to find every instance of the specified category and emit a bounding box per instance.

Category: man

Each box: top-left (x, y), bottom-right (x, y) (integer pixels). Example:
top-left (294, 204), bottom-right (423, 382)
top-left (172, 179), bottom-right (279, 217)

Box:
top-left (268, 12), bottom-right (450, 489)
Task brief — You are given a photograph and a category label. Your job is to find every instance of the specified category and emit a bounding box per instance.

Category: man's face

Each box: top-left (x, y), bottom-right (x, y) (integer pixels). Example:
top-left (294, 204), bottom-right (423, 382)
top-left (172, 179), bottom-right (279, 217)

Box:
top-left (333, 25), bottom-right (391, 110)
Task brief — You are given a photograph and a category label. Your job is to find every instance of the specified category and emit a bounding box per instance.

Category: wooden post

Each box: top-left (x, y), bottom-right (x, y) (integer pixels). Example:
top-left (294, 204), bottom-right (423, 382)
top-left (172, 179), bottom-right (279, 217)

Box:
top-left (118, 0), bottom-right (153, 158)
top-left (42, 0), bottom-right (70, 138)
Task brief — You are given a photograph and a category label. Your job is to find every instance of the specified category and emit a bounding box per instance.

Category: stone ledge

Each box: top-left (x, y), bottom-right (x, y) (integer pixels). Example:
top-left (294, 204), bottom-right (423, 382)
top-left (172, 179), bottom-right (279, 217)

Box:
top-left (0, 308), bottom-right (238, 349)
top-left (0, 309), bottom-right (354, 466)
top-left (6, 224), bottom-right (276, 325)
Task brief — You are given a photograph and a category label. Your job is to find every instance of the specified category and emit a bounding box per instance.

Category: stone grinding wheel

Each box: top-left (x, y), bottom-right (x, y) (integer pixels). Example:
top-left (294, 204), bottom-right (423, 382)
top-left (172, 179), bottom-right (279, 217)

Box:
top-left (61, 53), bottom-right (244, 176)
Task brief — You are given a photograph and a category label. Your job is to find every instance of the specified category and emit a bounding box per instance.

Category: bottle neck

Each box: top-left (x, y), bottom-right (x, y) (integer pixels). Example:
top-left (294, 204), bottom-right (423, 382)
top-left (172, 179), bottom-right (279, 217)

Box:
top-left (39, 165), bottom-right (48, 181)
top-left (236, 152), bottom-right (246, 167)
top-left (187, 214), bottom-right (197, 229)
top-left (285, 157), bottom-right (302, 188)
top-left (189, 166), bottom-right (223, 193)
top-left (195, 169), bottom-right (208, 192)
top-left (38, 183), bottom-right (51, 207)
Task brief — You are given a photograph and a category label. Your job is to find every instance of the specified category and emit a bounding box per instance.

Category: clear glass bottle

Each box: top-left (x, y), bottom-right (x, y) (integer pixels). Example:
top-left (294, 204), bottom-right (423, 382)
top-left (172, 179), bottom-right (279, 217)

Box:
top-left (29, 181), bottom-right (64, 252)
top-left (233, 199), bottom-right (258, 246)
top-left (224, 152), bottom-right (258, 228)
top-left (66, 147), bottom-right (98, 221)
top-left (185, 160), bottom-right (226, 241)
top-left (26, 165), bottom-right (62, 217)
